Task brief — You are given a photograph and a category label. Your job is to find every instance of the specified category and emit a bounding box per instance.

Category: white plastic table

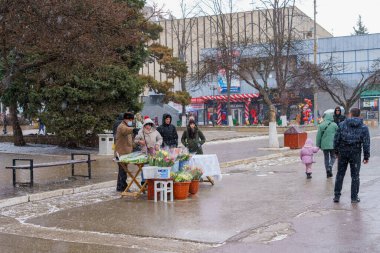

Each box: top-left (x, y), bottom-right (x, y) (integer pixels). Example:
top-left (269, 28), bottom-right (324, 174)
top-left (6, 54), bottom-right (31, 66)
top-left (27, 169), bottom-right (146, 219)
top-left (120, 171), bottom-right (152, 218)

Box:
top-left (189, 154), bottom-right (222, 185)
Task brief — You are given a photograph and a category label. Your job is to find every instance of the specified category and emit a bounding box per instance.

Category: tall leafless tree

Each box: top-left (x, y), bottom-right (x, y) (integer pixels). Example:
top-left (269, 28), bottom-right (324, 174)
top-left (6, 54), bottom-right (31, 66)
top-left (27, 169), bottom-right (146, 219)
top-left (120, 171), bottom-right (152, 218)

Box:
top-left (196, 0), bottom-right (249, 126)
top-left (298, 60), bottom-right (380, 115)
top-left (168, 0), bottom-right (199, 125)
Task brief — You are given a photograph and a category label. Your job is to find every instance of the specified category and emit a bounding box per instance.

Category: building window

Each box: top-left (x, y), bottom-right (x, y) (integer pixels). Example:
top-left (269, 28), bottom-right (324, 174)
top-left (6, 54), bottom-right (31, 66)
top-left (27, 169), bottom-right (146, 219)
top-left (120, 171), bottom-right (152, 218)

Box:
top-left (344, 62), bottom-right (355, 73)
top-left (368, 49), bottom-right (380, 61)
top-left (356, 61), bottom-right (369, 72)
top-left (344, 51), bottom-right (355, 62)
top-left (319, 53), bottom-right (332, 62)
top-left (356, 50), bottom-right (368, 61)
top-left (331, 52), bottom-right (344, 63)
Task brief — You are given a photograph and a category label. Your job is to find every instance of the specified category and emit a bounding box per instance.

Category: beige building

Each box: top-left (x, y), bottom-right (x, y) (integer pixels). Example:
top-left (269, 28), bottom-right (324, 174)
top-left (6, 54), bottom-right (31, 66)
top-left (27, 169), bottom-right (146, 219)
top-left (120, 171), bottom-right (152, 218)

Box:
top-left (142, 7), bottom-right (332, 91)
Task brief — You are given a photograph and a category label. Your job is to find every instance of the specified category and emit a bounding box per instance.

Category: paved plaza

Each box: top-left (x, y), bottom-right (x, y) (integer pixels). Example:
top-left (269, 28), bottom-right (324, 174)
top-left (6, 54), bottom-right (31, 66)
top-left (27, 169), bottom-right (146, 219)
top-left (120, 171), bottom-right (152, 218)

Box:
top-left (0, 128), bottom-right (379, 252)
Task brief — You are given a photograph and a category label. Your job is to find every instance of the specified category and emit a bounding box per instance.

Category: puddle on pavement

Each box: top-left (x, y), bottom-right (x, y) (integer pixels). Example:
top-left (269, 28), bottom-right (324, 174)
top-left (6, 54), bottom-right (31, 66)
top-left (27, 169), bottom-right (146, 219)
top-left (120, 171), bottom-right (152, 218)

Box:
top-left (295, 209), bottom-right (348, 218)
top-left (228, 169), bottom-right (249, 174)
top-left (240, 222), bottom-right (295, 244)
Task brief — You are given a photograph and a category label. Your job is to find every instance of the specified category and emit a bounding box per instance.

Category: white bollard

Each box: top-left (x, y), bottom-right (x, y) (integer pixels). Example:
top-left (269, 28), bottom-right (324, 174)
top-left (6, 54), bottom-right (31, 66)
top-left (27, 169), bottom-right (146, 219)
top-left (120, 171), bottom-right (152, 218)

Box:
top-left (268, 122), bottom-right (280, 148)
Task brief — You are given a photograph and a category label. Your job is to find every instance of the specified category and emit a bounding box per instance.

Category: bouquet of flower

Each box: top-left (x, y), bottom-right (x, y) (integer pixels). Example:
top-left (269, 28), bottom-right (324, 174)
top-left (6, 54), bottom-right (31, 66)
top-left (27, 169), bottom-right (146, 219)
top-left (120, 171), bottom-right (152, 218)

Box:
top-left (152, 150), bottom-right (175, 167)
top-left (177, 153), bottom-right (191, 162)
top-left (119, 152), bottom-right (148, 164)
top-left (171, 171), bottom-right (193, 182)
top-left (184, 166), bottom-right (203, 180)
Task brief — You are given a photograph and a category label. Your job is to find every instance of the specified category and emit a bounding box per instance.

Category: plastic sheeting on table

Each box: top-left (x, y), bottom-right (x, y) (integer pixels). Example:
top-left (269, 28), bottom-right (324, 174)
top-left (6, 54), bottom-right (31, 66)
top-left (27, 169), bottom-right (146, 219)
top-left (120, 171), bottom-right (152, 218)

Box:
top-left (189, 154), bottom-right (222, 181)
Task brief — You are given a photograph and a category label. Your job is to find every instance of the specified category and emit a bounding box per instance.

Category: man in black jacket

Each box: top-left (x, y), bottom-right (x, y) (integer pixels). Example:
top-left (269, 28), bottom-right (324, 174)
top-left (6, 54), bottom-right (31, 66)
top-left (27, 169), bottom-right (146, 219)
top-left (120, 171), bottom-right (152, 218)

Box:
top-left (157, 113), bottom-right (178, 148)
top-left (333, 108), bottom-right (370, 203)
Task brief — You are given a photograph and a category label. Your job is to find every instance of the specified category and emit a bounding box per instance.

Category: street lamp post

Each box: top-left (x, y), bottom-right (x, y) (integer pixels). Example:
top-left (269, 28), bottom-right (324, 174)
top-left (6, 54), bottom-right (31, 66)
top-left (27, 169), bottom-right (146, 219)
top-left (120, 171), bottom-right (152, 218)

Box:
top-left (210, 85), bottom-right (217, 126)
top-left (313, 0), bottom-right (318, 125)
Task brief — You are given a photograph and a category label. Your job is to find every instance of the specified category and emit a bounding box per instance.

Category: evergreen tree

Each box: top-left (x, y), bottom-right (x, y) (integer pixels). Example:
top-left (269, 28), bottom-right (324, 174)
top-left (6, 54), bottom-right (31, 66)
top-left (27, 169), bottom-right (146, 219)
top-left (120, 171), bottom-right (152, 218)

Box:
top-left (353, 15), bottom-right (369, 35)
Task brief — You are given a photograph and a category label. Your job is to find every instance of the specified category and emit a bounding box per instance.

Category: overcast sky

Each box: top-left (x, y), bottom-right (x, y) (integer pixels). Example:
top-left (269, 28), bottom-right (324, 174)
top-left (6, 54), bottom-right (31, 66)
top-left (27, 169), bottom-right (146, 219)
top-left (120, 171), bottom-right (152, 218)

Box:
top-left (148, 0), bottom-right (378, 37)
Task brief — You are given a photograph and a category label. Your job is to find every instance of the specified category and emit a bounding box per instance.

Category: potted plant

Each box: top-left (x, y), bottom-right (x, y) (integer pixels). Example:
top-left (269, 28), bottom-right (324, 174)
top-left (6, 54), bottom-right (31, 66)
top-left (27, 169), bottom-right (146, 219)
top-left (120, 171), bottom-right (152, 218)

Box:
top-left (177, 153), bottom-right (191, 171)
top-left (188, 167), bottom-right (203, 194)
top-left (172, 171), bottom-right (192, 200)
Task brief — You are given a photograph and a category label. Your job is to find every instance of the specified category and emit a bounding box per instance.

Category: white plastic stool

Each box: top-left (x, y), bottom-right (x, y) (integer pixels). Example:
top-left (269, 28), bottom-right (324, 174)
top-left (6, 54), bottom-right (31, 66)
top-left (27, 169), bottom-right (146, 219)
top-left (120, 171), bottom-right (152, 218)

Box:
top-left (154, 180), bottom-right (174, 202)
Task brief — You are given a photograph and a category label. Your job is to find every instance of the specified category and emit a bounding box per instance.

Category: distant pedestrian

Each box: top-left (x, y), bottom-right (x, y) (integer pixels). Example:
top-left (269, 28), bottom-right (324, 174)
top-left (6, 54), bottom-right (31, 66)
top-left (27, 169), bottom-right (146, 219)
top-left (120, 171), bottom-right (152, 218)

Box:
top-left (333, 108), bottom-right (370, 203)
top-left (157, 113), bottom-right (178, 148)
top-left (181, 119), bottom-right (206, 154)
top-left (114, 112), bottom-right (135, 192)
top-left (37, 118), bottom-right (45, 135)
top-left (316, 113), bottom-right (338, 178)
top-left (300, 138), bottom-right (319, 179)
top-left (134, 113), bottom-right (143, 129)
top-left (333, 106), bottom-right (346, 126)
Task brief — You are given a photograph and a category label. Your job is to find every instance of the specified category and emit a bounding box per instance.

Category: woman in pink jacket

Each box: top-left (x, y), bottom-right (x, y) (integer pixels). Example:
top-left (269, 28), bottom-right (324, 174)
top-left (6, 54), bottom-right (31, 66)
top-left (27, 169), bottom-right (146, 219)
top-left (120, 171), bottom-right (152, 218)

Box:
top-left (300, 139), bottom-right (320, 179)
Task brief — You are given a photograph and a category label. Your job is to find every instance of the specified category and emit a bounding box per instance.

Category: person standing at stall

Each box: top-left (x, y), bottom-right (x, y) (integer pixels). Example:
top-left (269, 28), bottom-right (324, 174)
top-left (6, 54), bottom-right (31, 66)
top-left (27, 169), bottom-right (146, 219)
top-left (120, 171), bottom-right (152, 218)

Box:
top-left (181, 119), bottom-right (206, 154)
top-left (135, 117), bottom-right (163, 155)
top-left (157, 113), bottom-right (178, 148)
top-left (115, 112), bottom-right (135, 192)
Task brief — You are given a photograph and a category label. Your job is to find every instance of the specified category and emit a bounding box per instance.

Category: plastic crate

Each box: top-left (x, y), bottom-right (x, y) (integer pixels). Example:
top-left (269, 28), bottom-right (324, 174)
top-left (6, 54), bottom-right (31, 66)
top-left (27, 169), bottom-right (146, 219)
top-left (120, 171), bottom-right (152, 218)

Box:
top-left (155, 167), bottom-right (171, 179)
top-left (142, 166), bottom-right (158, 179)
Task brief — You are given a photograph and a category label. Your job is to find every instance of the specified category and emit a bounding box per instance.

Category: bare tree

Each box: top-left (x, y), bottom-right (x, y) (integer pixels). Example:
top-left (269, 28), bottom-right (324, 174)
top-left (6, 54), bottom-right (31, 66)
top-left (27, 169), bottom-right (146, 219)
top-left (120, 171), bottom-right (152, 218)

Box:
top-left (196, 0), bottom-right (247, 126)
top-left (236, 0), bottom-right (304, 119)
top-left (298, 60), bottom-right (380, 115)
top-left (169, 0), bottom-right (199, 126)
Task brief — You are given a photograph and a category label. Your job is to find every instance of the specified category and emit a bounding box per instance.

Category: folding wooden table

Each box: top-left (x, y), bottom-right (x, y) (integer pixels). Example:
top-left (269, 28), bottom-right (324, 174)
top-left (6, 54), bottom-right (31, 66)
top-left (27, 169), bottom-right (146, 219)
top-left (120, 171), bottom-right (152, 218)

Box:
top-left (117, 162), bottom-right (147, 198)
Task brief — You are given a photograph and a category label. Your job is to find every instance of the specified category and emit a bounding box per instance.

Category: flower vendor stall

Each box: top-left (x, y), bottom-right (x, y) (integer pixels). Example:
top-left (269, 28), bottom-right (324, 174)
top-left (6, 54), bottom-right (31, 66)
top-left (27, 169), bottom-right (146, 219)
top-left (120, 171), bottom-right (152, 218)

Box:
top-left (117, 148), bottom-right (221, 201)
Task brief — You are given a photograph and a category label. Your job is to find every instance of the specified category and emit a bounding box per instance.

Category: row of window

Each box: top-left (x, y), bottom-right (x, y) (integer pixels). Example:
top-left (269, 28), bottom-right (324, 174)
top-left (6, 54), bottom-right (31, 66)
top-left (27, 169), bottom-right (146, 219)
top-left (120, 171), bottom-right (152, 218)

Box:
top-left (307, 48), bottom-right (380, 63)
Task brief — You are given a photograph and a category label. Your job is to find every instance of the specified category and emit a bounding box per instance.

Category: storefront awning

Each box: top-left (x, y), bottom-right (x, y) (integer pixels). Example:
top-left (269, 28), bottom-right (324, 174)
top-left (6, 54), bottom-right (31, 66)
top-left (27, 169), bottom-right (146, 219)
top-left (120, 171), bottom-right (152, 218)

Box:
top-left (361, 90), bottom-right (380, 98)
top-left (196, 93), bottom-right (259, 103)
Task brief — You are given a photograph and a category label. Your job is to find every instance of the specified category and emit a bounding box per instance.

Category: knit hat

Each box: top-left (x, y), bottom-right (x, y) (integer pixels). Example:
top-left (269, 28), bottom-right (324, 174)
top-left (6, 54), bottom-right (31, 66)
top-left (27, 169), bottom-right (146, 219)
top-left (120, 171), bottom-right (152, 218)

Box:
top-left (143, 118), bottom-right (155, 127)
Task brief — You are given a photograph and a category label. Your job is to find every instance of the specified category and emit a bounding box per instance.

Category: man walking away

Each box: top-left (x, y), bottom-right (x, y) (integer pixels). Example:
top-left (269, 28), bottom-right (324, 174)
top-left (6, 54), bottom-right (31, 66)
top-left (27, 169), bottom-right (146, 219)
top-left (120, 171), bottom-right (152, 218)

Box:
top-left (316, 113), bottom-right (338, 178)
top-left (333, 106), bottom-right (346, 125)
top-left (333, 108), bottom-right (370, 203)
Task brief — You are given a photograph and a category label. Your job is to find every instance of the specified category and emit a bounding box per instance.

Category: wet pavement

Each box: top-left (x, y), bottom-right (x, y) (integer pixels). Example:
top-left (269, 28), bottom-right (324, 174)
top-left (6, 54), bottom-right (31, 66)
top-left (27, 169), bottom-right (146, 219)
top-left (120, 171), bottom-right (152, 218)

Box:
top-left (0, 127), bottom-right (378, 252)
top-left (0, 129), bottom-right (301, 200)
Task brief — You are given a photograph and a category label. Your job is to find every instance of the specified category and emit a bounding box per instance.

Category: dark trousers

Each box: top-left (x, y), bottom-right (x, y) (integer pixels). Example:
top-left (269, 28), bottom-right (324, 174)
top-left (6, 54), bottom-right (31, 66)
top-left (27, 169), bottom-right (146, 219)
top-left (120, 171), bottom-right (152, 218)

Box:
top-left (323, 149), bottom-right (336, 172)
top-left (334, 150), bottom-right (361, 199)
top-left (117, 162), bottom-right (127, 192)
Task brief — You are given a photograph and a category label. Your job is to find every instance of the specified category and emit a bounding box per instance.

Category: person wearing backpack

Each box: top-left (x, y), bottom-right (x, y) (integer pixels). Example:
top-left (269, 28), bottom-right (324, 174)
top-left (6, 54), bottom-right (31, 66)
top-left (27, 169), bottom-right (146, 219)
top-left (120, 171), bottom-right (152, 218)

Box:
top-left (333, 108), bottom-right (370, 203)
top-left (316, 113), bottom-right (338, 178)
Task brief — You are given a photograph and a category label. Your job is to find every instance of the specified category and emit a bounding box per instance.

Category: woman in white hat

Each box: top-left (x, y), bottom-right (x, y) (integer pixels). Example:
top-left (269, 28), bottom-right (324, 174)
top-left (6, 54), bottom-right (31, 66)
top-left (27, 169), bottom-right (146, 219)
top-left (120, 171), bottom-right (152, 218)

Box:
top-left (134, 117), bottom-right (163, 155)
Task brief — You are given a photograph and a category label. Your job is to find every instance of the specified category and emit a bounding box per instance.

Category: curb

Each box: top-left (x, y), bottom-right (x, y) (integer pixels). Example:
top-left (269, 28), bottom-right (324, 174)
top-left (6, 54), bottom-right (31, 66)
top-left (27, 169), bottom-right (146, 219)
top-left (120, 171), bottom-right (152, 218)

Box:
top-left (0, 180), bottom-right (116, 209)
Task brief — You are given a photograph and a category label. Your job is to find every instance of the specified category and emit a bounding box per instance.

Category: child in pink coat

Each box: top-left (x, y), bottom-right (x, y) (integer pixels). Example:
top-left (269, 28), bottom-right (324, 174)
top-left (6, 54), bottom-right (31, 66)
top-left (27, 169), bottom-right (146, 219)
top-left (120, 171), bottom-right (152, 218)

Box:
top-left (300, 138), bottom-right (319, 179)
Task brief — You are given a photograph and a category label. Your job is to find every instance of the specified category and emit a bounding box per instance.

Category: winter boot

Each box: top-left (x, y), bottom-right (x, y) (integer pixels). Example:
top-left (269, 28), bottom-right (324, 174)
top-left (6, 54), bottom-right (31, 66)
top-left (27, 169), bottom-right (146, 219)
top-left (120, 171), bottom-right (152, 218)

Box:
top-left (351, 198), bottom-right (360, 203)
top-left (306, 173), bottom-right (312, 179)
top-left (327, 170), bottom-right (333, 178)
top-left (333, 195), bottom-right (340, 203)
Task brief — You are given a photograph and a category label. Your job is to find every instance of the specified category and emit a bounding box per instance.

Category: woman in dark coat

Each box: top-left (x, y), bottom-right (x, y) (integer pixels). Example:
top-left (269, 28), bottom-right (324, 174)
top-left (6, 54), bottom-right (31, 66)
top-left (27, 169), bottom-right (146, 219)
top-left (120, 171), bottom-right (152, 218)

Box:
top-left (181, 119), bottom-right (206, 154)
top-left (333, 106), bottom-right (346, 126)
top-left (157, 113), bottom-right (178, 148)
